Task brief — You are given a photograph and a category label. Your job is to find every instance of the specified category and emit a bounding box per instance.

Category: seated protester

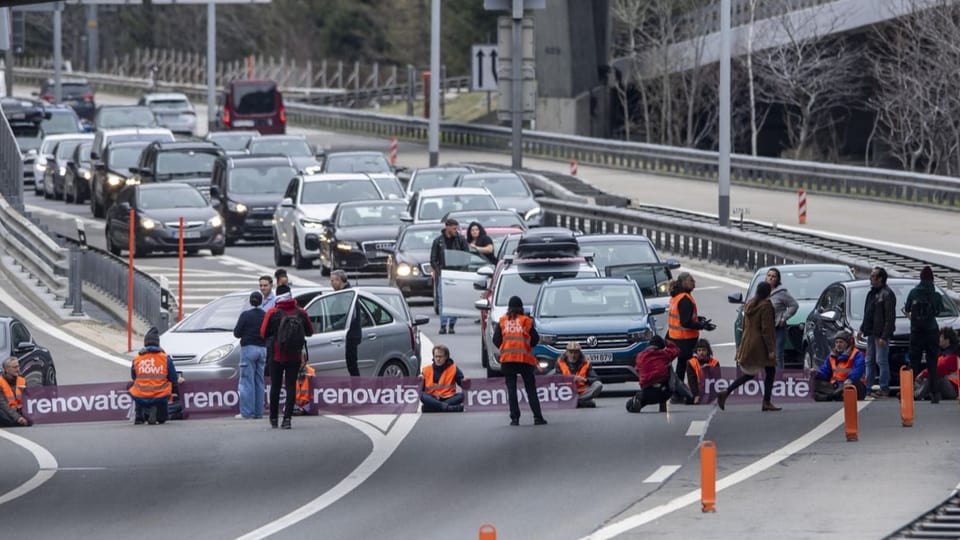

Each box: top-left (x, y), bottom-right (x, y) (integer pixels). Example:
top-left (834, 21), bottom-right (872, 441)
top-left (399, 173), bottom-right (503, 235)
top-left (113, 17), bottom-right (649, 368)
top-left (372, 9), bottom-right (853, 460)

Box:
top-left (292, 363), bottom-right (316, 416)
top-left (626, 336), bottom-right (679, 413)
top-left (813, 330), bottom-right (866, 401)
top-left (686, 339), bottom-right (720, 404)
top-left (420, 344), bottom-right (465, 412)
top-left (553, 341), bottom-right (602, 408)
top-left (130, 327), bottom-right (178, 425)
top-left (915, 327), bottom-right (959, 401)
top-left (0, 357), bottom-right (32, 427)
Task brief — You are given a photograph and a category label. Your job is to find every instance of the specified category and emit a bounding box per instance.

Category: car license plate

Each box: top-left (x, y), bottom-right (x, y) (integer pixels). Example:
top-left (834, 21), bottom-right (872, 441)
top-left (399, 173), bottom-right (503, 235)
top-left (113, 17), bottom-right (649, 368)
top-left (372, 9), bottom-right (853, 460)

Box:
top-left (174, 231), bottom-right (201, 239)
top-left (10, 112), bottom-right (25, 120)
top-left (261, 219), bottom-right (274, 226)
top-left (587, 352), bottom-right (613, 363)
top-left (374, 251), bottom-right (387, 258)
top-left (233, 120), bottom-right (254, 127)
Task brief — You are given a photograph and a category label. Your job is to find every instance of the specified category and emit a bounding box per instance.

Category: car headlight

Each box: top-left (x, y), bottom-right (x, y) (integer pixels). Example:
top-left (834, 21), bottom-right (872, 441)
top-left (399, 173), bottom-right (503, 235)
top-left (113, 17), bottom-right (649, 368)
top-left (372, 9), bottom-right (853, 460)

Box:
top-left (208, 215), bottom-right (223, 227)
top-left (81, 169), bottom-right (92, 180)
top-left (35, 162), bottom-right (46, 172)
top-left (539, 333), bottom-right (557, 345)
top-left (198, 343), bottom-right (235, 364)
top-left (657, 281), bottom-right (670, 295)
top-left (107, 173), bottom-right (124, 186)
top-left (125, 177), bottom-right (140, 186)
top-left (396, 263), bottom-right (412, 277)
top-left (299, 218), bottom-right (325, 229)
top-left (140, 217), bottom-right (158, 230)
top-left (629, 329), bottom-right (655, 342)
top-left (58, 166), bottom-right (66, 176)
top-left (524, 206), bottom-right (543, 221)
top-left (336, 242), bottom-right (354, 251)
top-left (227, 200), bottom-right (247, 213)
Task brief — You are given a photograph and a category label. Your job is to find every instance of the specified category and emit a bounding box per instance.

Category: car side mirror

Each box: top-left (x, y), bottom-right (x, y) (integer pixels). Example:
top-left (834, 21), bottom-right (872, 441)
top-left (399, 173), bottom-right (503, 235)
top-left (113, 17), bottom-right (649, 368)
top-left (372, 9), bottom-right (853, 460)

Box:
top-left (209, 185), bottom-right (220, 198)
top-left (477, 265), bottom-right (494, 277)
top-left (128, 166), bottom-right (141, 175)
top-left (649, 306), bottom-right (666, 315)
top-left (280, 197), bottom-right (294, 208)
top-left (399, 212), bottom-right (413, 223)
top-left (304, 236), bottom-right (320, 251)
top-left (727, 292), bottom-right (744, 304)
top-left (15, 341), bottom-right (35, 354)
top-left (533, 188), bottom-right (545, 197)
top-left (321, 219), bottom-right (332, 228)
top-left (818, 310), bottom-right (839, 323)
top-left (473, 278), bottom-right (488, 291)
top-left (474, 299), bottom-right (490, 311)
top-left (666, 258), bottom-right (681, 270)
top-left (66, 160), bottom-right (74, 168)
top-left (413, 315), bottom-right (430, 326)
top-left (90, 151), bottom-right (100, 160)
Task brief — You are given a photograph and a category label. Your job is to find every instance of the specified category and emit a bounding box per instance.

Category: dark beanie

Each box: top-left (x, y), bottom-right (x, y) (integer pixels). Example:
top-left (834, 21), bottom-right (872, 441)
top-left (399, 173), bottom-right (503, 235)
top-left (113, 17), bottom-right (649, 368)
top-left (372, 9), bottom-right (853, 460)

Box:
top-left (649, 335), bottom-right (665, 349)
top-left (144, 326), bottom-right (160, 347)
top-left (249, 291), bottom-right (263, 307)
top-left (276, 284), bottom-right (291, 296)
top-left (920, 266), bottom-right (934, 282)
top-left (508, 296), bottom-right (524, 310)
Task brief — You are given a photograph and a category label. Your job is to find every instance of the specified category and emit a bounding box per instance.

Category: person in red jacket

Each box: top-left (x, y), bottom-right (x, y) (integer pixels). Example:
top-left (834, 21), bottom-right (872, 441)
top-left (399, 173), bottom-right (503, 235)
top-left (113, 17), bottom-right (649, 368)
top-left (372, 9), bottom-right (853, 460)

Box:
top-left (626, 336), bottom-right (679, 413)
top-left (261, 289), bottom-right (314, 429)
top-left (915, 327), bottom-right (959, 401)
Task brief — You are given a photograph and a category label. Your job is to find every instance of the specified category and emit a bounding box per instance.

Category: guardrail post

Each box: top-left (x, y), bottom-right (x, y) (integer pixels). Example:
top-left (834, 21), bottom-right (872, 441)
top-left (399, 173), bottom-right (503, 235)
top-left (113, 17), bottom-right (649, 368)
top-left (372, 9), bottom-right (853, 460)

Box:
top-left (65, 243), bottom-right (84, 316)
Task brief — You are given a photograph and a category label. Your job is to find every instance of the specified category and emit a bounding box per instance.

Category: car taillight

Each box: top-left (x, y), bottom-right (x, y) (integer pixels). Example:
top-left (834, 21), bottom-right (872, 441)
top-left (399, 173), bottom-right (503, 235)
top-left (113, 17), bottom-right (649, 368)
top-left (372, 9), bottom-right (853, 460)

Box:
top-left (41, 94), bottom-right (55, 103)
top-left (82, 94), bottom-right (94, 102)
top-left (279, 104), bottom-right (286, 124)
top-left (223, 105), bottom-right (231, 126)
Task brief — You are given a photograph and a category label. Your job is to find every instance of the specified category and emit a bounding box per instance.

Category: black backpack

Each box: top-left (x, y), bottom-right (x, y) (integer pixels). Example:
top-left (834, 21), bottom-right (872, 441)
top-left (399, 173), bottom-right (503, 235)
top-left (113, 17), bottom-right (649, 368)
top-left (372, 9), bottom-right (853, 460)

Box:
top-left (276, 311), bottom-right (307, 355)
top-left (910, 291), bottom-right (936, 322)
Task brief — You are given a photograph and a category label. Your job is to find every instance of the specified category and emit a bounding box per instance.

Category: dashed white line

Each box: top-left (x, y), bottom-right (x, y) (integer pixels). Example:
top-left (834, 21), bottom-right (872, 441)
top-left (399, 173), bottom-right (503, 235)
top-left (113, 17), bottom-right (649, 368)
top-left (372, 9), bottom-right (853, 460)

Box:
top-left (685, 421), bottom-right (706, 437)
top-left (643, 465), bottom-right (681, 484)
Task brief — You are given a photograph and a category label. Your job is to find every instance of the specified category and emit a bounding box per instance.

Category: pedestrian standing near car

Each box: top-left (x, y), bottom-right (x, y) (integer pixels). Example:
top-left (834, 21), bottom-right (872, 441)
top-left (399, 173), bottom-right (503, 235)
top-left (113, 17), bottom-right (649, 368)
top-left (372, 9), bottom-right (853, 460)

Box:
top-left (553, 341), bottom-right (602, 408)
top-left (904, 266), bottom-right (945, 403)
top-left (233, 291), bottom-right (267, 419)
top-left (493, 296), bottom-right (547, 426)
top-left (667, 272), bottom-right (715, 383)
top-left (258, 275), bottom-right (276, 311)
top-left (0, 357), bottom-right (32, 427)
top-left (260, 289), bottom-right (314, 429)
top-left (330, 269), bottom-right (362, 377)
top-left (686, 339), bottom-right (720, 404)
top-left (858, 267), bottom-right (896, 398)
top-left (130, 327), bottom-right (178, 425)
top-left (625, 336), bottom-right (679, 413)
top-left (430, 217), bottom-right (470, 335)
top-left (766, 268), bottom-right (799, 369)
top-left (275, 268), bottom-right (290, 289)
top-left (420, 344), bottom-right (466, 412)
top-left (718, 281), bottom-right (780, 411)
top-left (466, 221), bottom-right (496, 264)
top-left (915, 327), bottom-right (959, 401)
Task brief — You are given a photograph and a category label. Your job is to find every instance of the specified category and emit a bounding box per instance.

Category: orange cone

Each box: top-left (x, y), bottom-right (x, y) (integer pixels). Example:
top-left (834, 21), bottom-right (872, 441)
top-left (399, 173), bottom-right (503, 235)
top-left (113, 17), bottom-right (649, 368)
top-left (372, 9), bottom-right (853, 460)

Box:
top-left (479, 524), bottom-right (496, 540)
top-left (701, 440), bottom-right (716, 512)
top-left (900, 367), bottom-right (914, 427)
top-left (843, 384), bottom-right (858, 441)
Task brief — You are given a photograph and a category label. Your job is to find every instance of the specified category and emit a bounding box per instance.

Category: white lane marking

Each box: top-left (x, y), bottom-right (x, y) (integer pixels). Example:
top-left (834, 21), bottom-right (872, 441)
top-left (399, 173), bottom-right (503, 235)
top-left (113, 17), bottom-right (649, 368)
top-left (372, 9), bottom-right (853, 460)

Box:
top-left (685, 421), bottom-right (706, 437)
top-left (696, 286), bottom-right (722, 291)
top-left (685, 269), bottom-right (749, 289)
top-left (215, 254), bottom-right (321, 287)
top-left (774, 223), bottom-right (960, 261)
top-left (711, 342), bottom-right (736, 348)
top-left (54, 467), bottom-right (107, 471)
top-left (0, 429), bottom-right (59, 506)
top-left (236, 412), bottom-right (420, 540)
top-left (0, 284), bottom-right (130, 367)
top-left (582, 401), bottom-right (870, 539)
top-left (642, 465), bottom-right (681, 484)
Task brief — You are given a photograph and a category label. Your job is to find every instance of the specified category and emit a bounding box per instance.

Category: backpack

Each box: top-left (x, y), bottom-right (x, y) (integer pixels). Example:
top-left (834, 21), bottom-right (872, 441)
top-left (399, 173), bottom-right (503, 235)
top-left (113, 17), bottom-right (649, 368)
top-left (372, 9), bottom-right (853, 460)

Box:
top-left (276, 311), bottom-right (306, 355)
top-left (910, 291), bottom-right (936, 322)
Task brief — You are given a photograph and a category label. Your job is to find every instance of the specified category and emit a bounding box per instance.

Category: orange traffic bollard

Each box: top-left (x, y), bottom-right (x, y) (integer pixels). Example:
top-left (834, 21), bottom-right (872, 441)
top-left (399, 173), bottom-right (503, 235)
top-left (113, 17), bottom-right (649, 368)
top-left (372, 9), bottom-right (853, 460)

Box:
top-left (700, 440), bottom-right (716, 513)
top-left (843, 384), bottom-right (858, 441)
top-left (900, 366), bottom-right (914, 427)
top-left (478, 524), bottom-right (497, 540)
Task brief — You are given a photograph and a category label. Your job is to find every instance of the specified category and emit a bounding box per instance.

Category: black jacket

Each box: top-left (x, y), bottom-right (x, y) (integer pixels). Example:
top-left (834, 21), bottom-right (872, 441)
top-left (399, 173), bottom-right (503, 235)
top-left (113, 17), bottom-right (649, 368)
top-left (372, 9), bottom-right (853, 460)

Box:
top-left (860, 285), bottom-right (896, 340)
top-left (234, 307), bottom-right (266, 347)
top-left (430, 231), bottom-right (470, 271)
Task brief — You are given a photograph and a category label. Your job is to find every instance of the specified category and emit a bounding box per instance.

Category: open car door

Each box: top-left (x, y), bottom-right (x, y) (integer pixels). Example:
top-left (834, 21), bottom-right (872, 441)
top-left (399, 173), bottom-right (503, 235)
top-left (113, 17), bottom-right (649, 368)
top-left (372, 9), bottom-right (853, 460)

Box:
top-left (439, 249), bottom-right (491, 318)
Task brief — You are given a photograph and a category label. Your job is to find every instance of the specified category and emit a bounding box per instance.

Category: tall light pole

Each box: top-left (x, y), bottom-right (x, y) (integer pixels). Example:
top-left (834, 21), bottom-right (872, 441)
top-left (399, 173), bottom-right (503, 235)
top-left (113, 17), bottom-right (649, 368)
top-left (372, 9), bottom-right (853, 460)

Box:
top-left (207, 1), bottom-right (216, 131)
top-left (718, 0), bottom-right (731, 227)
top-left (428, 0), bottom-right (440, 166)
top-left (510, 0), bottom-right (522, 169)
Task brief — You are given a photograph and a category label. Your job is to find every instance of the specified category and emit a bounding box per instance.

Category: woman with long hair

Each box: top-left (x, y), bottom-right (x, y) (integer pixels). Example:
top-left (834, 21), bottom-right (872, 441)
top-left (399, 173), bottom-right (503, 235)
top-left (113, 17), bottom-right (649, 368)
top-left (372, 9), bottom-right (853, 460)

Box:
top-left (466, 221), bottom-right (496, 264)
top-left (766, 268), bottom-right (798, 369)
top-left (718, 281), bottom-right (781, 411)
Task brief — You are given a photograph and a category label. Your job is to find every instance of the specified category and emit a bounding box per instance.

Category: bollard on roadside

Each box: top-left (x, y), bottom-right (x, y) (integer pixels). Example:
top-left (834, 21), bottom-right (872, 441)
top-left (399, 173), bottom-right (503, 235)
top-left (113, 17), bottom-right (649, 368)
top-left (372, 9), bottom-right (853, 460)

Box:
top-left (900, 366), bottom-right (914, 427)
top-left (843, 384), bottom-right (858, 441)
top-left (478, 524), bottom-right (496, 540)
top-left (798, 189), bottom-right (807, 224)
top-left (701, 440), bottom-right (716, 513)
top-left (570, 159), bottom-right (578, 176)
top-left (389, 136), bottom-right (398, 166)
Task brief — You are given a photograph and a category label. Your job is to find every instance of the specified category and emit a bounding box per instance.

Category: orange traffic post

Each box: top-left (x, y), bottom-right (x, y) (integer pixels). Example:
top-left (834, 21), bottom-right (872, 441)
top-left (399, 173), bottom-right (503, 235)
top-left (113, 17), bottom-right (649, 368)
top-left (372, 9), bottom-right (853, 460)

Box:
top-left (843, 384), bottom-right (858, 441)
top-left (127, 208), bottom-right (135, 352)
top-left (389, 136), bottom-right (398, 166)
top-left (570, 159), bottom-right (578, 176)
top-left (178, 217), bottom-right (185, 322)
top-left (246, 55), bottom-right (254, 78)
top-left (478, 524), bottom-right (496, 540)
top-left (798, 189), bottom-right (807, 224)
top-left (900, 366), bottom-right (914, 427)
top-left (700, 440), bottom-right (716, 513)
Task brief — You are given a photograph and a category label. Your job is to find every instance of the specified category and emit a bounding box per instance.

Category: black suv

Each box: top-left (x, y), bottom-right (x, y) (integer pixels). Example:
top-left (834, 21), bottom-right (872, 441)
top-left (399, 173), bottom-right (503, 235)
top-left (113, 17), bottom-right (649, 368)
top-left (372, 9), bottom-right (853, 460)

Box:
top-left (40, 77), bottom-right (96, 122)
top-left (209, 154), bottom-right (297, 245)
top-left (91, 141), bottom-right (151, 218)
top-left (130, 141), bottom-right (225, 196)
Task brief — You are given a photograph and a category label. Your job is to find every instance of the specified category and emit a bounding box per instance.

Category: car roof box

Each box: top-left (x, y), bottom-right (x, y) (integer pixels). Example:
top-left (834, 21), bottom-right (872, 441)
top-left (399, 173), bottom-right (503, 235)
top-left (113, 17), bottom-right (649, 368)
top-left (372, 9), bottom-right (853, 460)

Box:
top-left (516, 228), bottom-right (579, 259)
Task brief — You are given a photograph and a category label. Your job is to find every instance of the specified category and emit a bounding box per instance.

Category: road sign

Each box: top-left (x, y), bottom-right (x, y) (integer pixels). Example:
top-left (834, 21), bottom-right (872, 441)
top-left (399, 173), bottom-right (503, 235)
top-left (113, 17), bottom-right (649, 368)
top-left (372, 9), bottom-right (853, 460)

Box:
top-left (471, 44), bottom-right (498, 92)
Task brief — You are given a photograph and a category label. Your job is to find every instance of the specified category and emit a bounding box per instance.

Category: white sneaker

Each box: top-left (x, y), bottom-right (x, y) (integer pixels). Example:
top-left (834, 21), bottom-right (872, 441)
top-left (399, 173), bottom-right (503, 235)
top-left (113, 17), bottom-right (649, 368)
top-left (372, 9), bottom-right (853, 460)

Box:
top-left (234, 414), bottom-right (246, 419)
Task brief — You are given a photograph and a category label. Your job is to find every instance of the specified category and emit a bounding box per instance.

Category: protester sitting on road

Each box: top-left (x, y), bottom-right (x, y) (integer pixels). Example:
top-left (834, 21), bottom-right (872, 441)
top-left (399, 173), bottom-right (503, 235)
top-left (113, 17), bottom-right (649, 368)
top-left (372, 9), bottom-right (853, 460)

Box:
top-left (553, 341), bottom-right (602, 408)
top-left (626, 336), bottom-right (679, 413)
top-left (261, 288), bottom-right (314, 429)
top-left (293, 364), bottom-right (316, 416)
top-left (813, 330), bottom-right (866, 401)
top-left (0, 357), bottom-right (32, 427)
top-left (420, 344), bottom-right (466, 412)
top-left (686, 339), bottom-right (719, 404)
top-left (915, 327), bottom-right (959, 401)
top-left (130, 327), bottom-right (178, 425)
top-left (234, 291), bottom-right (267, 419)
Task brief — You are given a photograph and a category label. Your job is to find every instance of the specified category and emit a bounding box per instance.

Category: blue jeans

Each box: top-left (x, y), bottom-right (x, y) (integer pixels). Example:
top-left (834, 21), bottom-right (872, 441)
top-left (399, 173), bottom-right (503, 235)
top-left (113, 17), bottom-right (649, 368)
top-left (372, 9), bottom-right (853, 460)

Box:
top-left (775, 326), bottom-right (787, 369)
top-left (437, 277), bottom-right (457, 329)
top-left (421, 392), bottom-right (464, 412)
top-left (864, 336), bottom-right (890, 391)
top-left (239, 345), bottom-right (267, 418)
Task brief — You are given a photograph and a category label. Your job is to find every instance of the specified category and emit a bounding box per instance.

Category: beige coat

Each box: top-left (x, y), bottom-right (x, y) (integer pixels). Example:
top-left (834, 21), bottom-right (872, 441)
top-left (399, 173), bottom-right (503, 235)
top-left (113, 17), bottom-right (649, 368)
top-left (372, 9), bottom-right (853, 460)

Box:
top-left (736, 298), bottom-right (776, 374)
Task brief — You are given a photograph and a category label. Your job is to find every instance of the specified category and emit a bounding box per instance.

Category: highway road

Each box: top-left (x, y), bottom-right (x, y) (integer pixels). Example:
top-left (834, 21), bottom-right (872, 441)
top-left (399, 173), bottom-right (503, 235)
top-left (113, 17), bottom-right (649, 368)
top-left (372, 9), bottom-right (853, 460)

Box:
top-left (3, 87), bottom-right (959, 539)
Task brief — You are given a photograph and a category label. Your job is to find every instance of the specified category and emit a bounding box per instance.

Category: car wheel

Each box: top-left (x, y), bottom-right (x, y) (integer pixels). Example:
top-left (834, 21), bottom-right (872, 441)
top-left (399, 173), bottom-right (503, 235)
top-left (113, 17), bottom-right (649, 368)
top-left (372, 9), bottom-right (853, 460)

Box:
top-left (43, 365), bottom-right (57, 387)
top-left (186, 248), bottom-right (199, 255)
top-left (273, 233), bottom-right (292, 266)
top-left (34, 183), bottom-right (43, 196)
top-left (106, 228), bottom-right (121, 256)
top-left (486, 366), bottom-right (502, 378)
top-left (803, 344), bottom-right (816, 370)
top-left (65, 186), bottom-right (74, 203)
top-left (210, 246), bottom-right (225, 256)
top-left (21, 365), bottom-right (44, 387)
top-left (92, 196), bottom-right (104, 219)
top-left (378, 360), bottom-right (408, 377)
top-left (293, 235), bottom-right (311, 269)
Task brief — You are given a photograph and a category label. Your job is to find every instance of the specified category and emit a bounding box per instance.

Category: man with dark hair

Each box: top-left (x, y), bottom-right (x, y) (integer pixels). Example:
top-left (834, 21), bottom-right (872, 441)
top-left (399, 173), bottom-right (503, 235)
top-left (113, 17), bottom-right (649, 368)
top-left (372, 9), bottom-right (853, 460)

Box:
top-left (274, 268), bottom-right (290, 288)
top-left (330, 269), bottom-right (362, 376)
top-left (234, 291), bottom-right (267, 419)
top-left (420, 344), bottom-right (466, 412)
top-left (627, 336), bottom-right (679, 413)
top-left (859, 266), bottom-right (896, 398)
top-left (261, 288), bottom-right (314, 428)
top-left (915, 327), bottom-right (959, 401)
top-left (904, 266), bottom-right (945, 403)
top-left (258, 275), bottom-right (276, 311)
top-left (430, 217), bottom-right (470, 334)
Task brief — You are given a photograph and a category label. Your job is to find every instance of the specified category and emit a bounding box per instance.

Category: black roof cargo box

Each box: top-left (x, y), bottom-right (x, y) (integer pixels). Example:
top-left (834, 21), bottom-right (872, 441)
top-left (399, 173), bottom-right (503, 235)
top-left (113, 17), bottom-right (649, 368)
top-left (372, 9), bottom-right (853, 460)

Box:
top-left (515, 228), bottom-right (579, 259)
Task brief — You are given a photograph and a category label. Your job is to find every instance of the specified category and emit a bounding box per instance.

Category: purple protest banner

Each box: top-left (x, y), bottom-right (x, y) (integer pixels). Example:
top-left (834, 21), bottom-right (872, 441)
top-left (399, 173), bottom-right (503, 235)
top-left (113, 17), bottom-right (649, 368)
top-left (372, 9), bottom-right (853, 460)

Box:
top-left (462, 376), bottom-right (577, 411)
top-left (22, 382), bottom-right (134, 423)
top-left (309, 376), bottom-right (422, 414)
top-left (699, 367), bottom-right (814, 404)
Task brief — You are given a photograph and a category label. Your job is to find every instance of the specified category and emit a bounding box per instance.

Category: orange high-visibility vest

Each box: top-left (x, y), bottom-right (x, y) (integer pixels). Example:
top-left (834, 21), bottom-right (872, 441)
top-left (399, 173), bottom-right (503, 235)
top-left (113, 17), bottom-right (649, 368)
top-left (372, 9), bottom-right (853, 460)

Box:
top-left (423, 363), bottom-right (458, 399)
top-left (829, 348), bottom-right (860, 385)
top-left (668, 292), bottom-right (699, 340)
top-left (498, 314), bottom-right (536, 366)
top-left (0, 376), bottom-right (25, 408)
top-left (129, 351), bottom-right (172, 399)
top-left (556, 357), bottom-right (591, 394)
top-left (296, 365), bottom-right (315, 407)
top-left (687, 356), bottom-right (719, 392)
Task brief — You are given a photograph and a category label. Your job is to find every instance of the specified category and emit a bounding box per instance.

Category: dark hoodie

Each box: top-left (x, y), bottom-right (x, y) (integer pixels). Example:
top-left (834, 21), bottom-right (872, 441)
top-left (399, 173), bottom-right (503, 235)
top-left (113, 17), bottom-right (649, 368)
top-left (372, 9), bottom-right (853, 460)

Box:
top-left (260, 297), bottom-right (314, 362)
top-left (904, 281), bottom-right (943, 332)
top-left (466, 221), bottom-right (496, 264)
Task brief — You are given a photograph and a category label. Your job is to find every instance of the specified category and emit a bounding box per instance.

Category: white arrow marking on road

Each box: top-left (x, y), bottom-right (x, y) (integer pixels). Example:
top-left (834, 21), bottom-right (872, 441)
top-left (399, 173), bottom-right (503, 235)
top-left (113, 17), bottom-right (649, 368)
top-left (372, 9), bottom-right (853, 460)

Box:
top-left (0, 429), bottom-right (58, 506)
top-left (643, 465), bottom-right (681, 484)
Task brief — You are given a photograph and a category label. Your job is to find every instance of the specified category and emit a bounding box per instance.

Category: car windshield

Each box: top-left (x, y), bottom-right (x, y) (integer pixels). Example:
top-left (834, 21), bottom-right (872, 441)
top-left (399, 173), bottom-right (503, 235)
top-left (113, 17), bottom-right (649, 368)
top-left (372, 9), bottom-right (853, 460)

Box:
top-left (459, 175), bottom-right (530, 198)
top-left (228, 165), bottom-right (297, 194)
top-left (301, 180), bottom-right (381, 204)
top-left (76, 142), bottom-right (93, 162)
top-left (14, 127), bottom-right (42, 150)
top-left (398, 228), bottom-right (437, 250)
top-left (249, 139), bottom-right (312, 157)
top-left (409, 169), bottom-right (469, 193)
top-left (605, 264), bottom-right (672, 298)
top-left (56, 140), bottom-right (83, 159)
top-left (40, 138), bottom-right (62, 154)
top-left (42, 112), bottom-right (79, 134)
top-left (848, 283), bottom-right (958, 320)
top-left (60, 83), bottom-right (92, 98)
top-left (156, 150), bottom-right (218, 176)
top-left (450, 212), bottom-right (525, 228)
top-left (98, 108), bottom-right (157, 128)
top-left (580, 239), bottom-right (659, 270)
top-left (372, 178), bottom-right (405, 199)
top-left (750, 268), bottom-right (855, 301)
top-left (140, 187), bottom-right (208, 209)
top-left (495, 269), bottom-right (597, 306)
top-left (176, 294), bottom-right (248, 332)
top-left (539, 283), bottom-right (645, 318)
top-left (419, 195), bottom-right (497, 221)
top-left (148, 99), bottom-right (192, 111)
top-left (108, 145), bottom-right (146, 168)
top-left (210, 133), bottom-right (255, 151)
top-left (233, 82), bottom-right (277, 114)
top-left (324, 154), bottom-right (391, 173)
top-left (336, 202), bottom-right (405, 227)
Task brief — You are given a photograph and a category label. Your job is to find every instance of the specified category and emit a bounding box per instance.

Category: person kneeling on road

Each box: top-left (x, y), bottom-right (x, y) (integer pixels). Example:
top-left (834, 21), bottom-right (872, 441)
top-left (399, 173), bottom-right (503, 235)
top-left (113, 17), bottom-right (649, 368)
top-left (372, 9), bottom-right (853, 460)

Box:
top-left (686, 339), bottom-right (719, 405)
top-left (814, 330), bottom-right (866, 401)
top-left (553, 341), bottom-right (602, 408)
top-left (130, 327), bottom-right (178, 425)
top-left (0, 357), bottom-right (32, 427)
top-left (293, 363), bottom-right (315, 416)
top-left (420, 344), bottom-right (466, 412)
top-left (626, 336), bottom-right (679, 413)
top-left (915, 327), bottom-right (959, 401)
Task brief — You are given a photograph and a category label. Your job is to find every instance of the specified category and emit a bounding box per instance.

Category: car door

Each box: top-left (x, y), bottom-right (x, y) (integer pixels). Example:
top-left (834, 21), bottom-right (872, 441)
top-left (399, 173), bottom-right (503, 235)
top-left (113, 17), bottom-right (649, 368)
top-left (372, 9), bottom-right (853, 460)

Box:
top-left (111, 187), bottom-right (135, 248)
top-left (439, 249), bottom-right (491, 318)
top-left (274, 177), bottom-right (299, 252)
top-left (810, 285), bottom-right (845, 362)
top-left (303, 290), bottom-right (356, 376)
top-left (355, 296), bottom-right (387, 375)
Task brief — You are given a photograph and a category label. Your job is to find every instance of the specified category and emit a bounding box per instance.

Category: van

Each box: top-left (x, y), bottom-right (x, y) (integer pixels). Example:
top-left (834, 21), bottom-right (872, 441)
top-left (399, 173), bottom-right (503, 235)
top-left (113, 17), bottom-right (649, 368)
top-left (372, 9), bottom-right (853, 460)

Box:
top-left (214, 79), bottom-right (286, 135)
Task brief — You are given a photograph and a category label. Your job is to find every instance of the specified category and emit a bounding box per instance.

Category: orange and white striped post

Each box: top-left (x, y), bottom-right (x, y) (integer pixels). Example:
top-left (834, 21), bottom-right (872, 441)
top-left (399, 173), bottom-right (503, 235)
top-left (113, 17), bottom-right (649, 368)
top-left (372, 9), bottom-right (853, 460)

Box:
top-left (389, 137), bottom-right (398, 166)
top-left (798, 189), bottom-right (807, 225)
top-left (570, 159), bottom-right (578, 176)
top-left (246, 55), bottom-right (254, 78)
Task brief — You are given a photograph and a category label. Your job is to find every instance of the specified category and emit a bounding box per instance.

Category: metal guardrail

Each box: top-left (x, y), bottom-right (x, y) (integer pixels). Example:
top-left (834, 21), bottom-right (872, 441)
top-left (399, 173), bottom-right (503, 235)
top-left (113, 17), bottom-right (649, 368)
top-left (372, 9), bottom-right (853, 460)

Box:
top-left (0, 194), bottom-right (69, 296)
top-left (0, 108), bottom-right (24, 211)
